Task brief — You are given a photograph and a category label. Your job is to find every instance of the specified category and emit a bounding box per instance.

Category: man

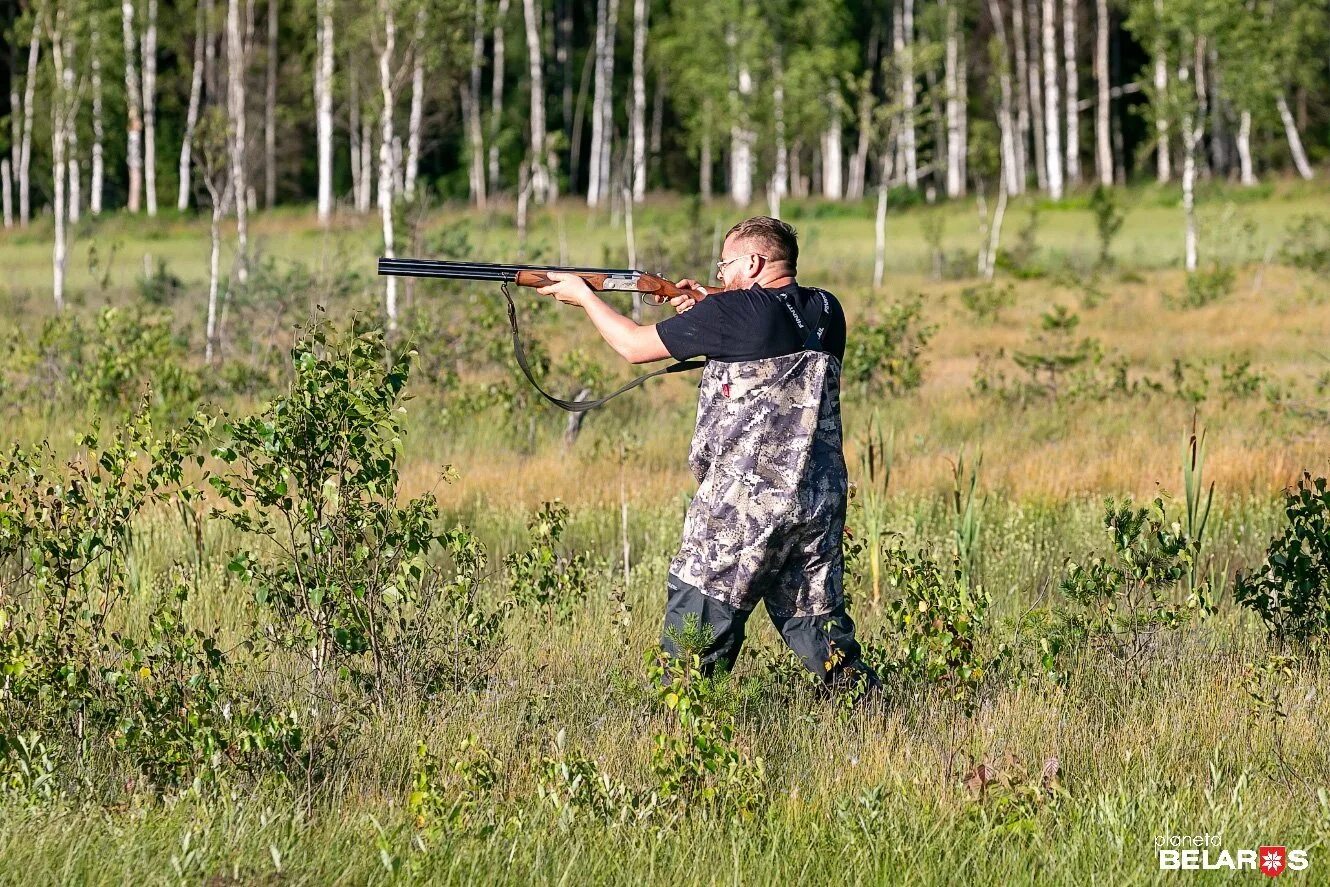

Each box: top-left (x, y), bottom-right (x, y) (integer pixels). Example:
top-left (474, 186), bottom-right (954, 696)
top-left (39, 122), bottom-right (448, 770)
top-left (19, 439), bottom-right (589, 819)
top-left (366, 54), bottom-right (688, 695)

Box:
top-left (537, 216), bottom-right (874, 689)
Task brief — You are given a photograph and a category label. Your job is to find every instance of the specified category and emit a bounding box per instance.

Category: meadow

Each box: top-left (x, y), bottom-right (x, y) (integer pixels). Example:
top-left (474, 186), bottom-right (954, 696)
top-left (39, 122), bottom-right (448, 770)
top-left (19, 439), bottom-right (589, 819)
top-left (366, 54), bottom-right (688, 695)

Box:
top-left (1, 179), bottom-right (1329, 884)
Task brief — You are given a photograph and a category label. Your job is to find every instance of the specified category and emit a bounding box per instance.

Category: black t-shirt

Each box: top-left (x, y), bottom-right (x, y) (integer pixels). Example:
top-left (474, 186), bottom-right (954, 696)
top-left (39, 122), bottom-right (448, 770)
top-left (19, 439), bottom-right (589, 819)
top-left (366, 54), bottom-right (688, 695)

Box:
top-left (654, 283), bottom-right (847, 363)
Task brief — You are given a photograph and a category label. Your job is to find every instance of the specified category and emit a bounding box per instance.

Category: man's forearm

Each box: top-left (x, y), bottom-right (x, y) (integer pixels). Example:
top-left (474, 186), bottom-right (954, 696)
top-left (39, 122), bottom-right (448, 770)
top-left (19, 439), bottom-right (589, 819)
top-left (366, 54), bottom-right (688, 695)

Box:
top-left (579, 293), bottom-right (669, 364)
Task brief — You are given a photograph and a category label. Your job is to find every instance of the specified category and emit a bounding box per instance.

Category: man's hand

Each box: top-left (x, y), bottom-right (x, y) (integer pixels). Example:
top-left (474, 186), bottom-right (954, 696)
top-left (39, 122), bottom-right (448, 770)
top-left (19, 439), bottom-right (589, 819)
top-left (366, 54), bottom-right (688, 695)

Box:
top-left (668, 278), bottom-right (709, 314)
top-left (536, 271), bottom-right (595, 307)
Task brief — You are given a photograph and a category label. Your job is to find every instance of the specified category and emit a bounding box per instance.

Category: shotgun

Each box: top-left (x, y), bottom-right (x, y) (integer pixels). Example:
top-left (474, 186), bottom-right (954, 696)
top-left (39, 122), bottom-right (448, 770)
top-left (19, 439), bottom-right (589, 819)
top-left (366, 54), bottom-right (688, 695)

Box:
top-left (377, 257), bottom-right (712, 305)
top-left (376, 256), bottom-right (714, 413)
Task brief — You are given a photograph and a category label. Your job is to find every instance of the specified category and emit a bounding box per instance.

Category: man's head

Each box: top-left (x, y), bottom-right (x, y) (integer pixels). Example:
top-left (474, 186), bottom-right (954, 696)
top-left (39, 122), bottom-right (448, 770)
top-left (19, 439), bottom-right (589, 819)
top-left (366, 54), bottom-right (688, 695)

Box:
top-left (716, 216), bottom-right (799, 290)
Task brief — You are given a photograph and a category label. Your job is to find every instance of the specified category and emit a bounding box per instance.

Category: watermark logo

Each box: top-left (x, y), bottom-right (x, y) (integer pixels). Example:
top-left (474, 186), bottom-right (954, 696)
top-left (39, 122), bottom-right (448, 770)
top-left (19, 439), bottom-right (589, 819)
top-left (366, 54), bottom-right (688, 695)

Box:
top-left (1155, 834), bottom-right (1309, 875)
top-left (1259, 847), bottom-right (1287, 878)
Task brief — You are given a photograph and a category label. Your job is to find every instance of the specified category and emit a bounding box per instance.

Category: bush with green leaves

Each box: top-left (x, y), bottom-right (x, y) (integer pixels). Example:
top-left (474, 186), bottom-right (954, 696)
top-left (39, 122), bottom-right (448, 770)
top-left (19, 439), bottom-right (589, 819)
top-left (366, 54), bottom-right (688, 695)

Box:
top-left (1234, 473), bottom-right (1330, 652)
top-left (535, 729), bottom-right (647, 827)
top-left (1280, 214), bottom-right (1330, 274)
top-left (210, 322), bottom-right (504, 703)
top-left (842, 295), bottom-right (934, 397)
top-left (1059, 497), bottom-right (1213, 675)
top-left (645, 646), bottom-right (766, 823)
top-left (868, 543), bottom-right (994, 708)
top-left (1089, 184), bottom-right (1125, 268)
top-left (504, 501), bottom-right (596, 625)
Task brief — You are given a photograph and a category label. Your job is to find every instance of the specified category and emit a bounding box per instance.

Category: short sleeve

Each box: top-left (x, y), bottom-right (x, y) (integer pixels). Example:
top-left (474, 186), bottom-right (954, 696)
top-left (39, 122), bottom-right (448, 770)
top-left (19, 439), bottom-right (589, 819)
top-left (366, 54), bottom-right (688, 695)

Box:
top-left (654, 296), bottom-right (730, 361)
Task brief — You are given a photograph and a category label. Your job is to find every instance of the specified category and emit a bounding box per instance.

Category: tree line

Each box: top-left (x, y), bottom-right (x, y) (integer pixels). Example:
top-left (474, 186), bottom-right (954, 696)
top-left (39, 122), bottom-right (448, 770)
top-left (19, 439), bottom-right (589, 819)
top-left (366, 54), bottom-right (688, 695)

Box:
top-left (2, 0), bottom-right (1327, 318)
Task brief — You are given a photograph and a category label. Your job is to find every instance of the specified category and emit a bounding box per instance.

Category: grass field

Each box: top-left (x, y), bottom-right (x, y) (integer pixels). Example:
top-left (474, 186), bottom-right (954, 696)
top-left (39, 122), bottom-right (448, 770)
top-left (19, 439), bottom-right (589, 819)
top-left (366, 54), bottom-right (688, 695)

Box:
top-left (1, 178), bottom-right (1329, 884)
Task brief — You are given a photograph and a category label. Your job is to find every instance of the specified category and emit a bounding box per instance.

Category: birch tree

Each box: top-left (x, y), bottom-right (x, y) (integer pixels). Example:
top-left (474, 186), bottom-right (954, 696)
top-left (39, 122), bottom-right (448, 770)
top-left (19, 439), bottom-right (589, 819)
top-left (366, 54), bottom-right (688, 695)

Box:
top-left (587, 0), bottom-right (619, 207)
top-left (522, 0), bottom-right (551, 203)
top-left (489, 0), bottom-right (509, 188)
top-left (463, 0), bottom-right (486, 206)
top-left (943, 0), bottom-right (964, 198)
top-left (142, 0), bottom-right (158, 215)
top-left (121, 0), bottom-right (143, 212)
top-left (15, 19), bottom-right (41, 225)
top-left (91, 20), bottom-right (105, 214)
top-left (48, 2), bottom-right (81, 311)
top-left (404, 6), bottom-right (425, 200)
top-left (1062, 0), bottom-right (1079, 187)
top-left (263, 0), bottom-right (278, 206)
top-left (630, 0), bottom-right (648, 202)
top-left (315, 0), bottom-right (334, 221)
top-left (985, 0), bottom-right (1021, 195)
top-left (1152, 0), bottom-right (1170, 182)
top-left (1275, 94), bottom-right (1314, 180)
top-left (1040, 0), bottom-right (1063, 198)
top-left (178, 0), bottom-right (206, 211)
top-left (897, 0), bottom-right (918, 188)
top-left (227, 0), bottom-right (248, 285)
top-left (375, 0), bottom-right (399, 329)
top-left (195, 110), bottom-right (230, 364)
top-left (1094, 0), bottom-right (1111, 185)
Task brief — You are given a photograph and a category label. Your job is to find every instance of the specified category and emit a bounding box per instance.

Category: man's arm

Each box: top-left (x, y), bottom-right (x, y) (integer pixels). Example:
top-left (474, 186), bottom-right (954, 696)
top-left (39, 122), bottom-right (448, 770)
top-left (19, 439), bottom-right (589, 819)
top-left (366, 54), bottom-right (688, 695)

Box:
top-left (537, 273), bottom-right (673, 365)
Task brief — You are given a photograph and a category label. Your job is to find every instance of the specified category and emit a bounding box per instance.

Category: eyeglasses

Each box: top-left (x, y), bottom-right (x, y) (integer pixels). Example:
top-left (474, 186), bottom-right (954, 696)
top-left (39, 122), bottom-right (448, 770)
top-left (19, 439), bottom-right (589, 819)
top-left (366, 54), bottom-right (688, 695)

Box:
top-left (715, 253), bottom-right (767, 274)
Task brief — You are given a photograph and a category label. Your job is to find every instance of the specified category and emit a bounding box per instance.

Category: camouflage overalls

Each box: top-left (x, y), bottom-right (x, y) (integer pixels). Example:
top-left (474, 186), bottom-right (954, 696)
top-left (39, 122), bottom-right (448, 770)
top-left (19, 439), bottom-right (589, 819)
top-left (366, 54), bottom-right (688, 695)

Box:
top-left (662, 289), bottom-right (868, 681)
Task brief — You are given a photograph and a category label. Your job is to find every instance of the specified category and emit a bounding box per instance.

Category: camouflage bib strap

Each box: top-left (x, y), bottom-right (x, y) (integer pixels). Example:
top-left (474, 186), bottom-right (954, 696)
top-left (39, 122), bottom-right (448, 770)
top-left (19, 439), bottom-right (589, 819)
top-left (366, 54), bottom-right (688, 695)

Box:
top-left (502, 282), bottom-right (705, 413)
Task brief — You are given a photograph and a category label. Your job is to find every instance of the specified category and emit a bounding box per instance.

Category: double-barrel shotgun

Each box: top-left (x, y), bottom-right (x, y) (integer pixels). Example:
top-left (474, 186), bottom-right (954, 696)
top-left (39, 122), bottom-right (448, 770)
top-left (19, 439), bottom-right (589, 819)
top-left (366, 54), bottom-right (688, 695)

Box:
top-left (377, 256), bottom-right (713, 412)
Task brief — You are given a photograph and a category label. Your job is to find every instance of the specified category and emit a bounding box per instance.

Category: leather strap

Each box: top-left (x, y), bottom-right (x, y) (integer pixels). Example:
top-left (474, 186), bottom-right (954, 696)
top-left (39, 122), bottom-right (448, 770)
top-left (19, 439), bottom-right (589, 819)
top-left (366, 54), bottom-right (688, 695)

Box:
top-left (502, 283), bottom-right (705, 413)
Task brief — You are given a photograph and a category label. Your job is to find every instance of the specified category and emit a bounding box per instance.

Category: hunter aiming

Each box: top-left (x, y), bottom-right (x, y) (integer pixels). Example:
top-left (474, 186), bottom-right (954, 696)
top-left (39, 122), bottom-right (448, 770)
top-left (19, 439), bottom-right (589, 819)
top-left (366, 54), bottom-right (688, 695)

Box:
top-left (536, 217), bottom-right (876, 688)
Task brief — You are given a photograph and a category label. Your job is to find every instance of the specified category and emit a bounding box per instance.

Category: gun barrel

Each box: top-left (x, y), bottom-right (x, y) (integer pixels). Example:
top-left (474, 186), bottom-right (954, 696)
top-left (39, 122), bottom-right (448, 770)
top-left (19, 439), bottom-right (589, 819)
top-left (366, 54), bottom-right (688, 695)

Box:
top-left (377, 257), bottom-right (641, 280)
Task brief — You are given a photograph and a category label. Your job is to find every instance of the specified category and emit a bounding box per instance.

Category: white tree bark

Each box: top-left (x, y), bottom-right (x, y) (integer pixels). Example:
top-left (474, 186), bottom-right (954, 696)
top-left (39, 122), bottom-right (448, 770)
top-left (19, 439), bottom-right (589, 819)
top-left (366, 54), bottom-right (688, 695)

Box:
top-left (898, 0), bottom-right (918, 188)
top-left (1094, 0), bottom-right (1111, 185)
top-left (1009, 0), bottom-right (1030, 192)
top-left (489, 0), bottom-right (510, 189)
top-left (65, 27), bottom-right (81, 226)
top-left (1179, 64), bottom-right (1202, 272)
top-left (1040, 0), bottom-right (1063, 198)
top-left (770, 54), bottom-right (788, 215)
top-left (179, 6), bottom-right (206, 211)
top-left (206, 193), bottom-right (224, 362)
top-left (404, 6), bottom-right (425, 200)
top-left (630, 0), bottom-right (647, 202)
top-left (699, 110), bottom-right (712, 201)
top-left (1022, 0), bottom-right (1048, 191)
top-left (587, 0), bottom-right (613, 206)
top-left (873, 174), bottom-right (889, 288)
top-left (142, 0), bottom-right (159, 215)
top-left (986, 0), bottom-right (1020, 195)
top-left (731, 61), bottom-right (755, 206)
top-left (18, 23), bottom-right (40, 225)
top-left (1062, 0), bottom-right (1079, 187)
top-left (1, 161), bottom-right (10, 228)
top-left (377, 0), bottom-right (399, 329)
top-left (465, 0), bottom-right (487, 206)
top-left (822, 87), bottom-right (843, 200)
top-left (1152, 0), bottom-right (1170, 183)
top-left (50, 23), bottom-right (75, 311)
top-left (315, 0), bottom-right (335, 221)
top-left (522, 0), bottom-right (550, 203)
top-left (91, 22), bottom-right (106, 215)
top-left (121, 2), bottom-right (143, 212)
top-left (1236, 108), bottom-right (1255, 186)
top-left (847, 83), bottom-right (871, 200)
top-left (227, 0), bottom-right (249, 284)
top-left (1275, 93), bottom-right (1314, 180)
top-left (264, 0), bottom-right (278, 207)
top-left (944, 0), bottom-right (963, 198)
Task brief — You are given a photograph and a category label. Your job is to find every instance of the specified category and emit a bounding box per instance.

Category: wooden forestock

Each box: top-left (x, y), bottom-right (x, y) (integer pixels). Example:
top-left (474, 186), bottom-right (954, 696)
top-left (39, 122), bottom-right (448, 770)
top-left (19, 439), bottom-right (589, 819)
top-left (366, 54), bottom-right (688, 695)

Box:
top-left (512, 270), bottom-right (717, 304)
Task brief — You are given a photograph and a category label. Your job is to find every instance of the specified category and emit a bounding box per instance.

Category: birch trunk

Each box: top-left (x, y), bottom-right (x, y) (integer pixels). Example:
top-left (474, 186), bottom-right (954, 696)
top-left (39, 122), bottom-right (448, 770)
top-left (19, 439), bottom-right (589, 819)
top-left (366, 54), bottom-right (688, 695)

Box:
top-left (873, 173), bottom-right (889, 288)
top-left (986, 0), bottom-right (1020, 195)
top-left (630, 0), bottom-right (647, 202)
top-left (315, 0), bottom-right (335, 221)
top-left (984, 184), bottom-right (1007, 280)
top-left (898, 0), bottom-right (918, 188)
top-left (1, 161), bottom-right (10, 227)
top-left (821, 89), bottom-right (842, 200)
top-left (404, 7), bottom-right (425, 200)
top-left (178, 8), bottom-right (205, 210)
top-left (770, 55), bottom-right (787, 215)
top-left (1237, 109), bottom-right (1255, 186)
top-left (264, 0), bottom-right (278, 206)
top-left (1276, 93), bottom-right (1314, 180)
top-left (1061, 0), bottom-right (1078, 187)
top-left (1179, 63), bottom-right (1203, 272)
top-left (1152, 0), bottom-right (1170, 183)
top-left (143, 0), bottom-right (159, 215)
top-left (51, 25), bottom-right (75, 311)
top-left (522, 0), bottom-right (550, 203)
top-left (1009, 0), bottom-right (1030, 192)
top-left (466, 0), bottom-right (486, 206)
top-left (350, 69), bottom-right (363, 207)
top-left (1094, 0), bottom-right (1111, 185)
top-left (489, 0), bottom-right (509, 189)
top-left (587, 0), bottom-right (611, 206)
top-left (847, 85), bottom-right (870, 201)
top-left (377, 0), bottom-right (398, 329)
top-left (17, 24), bottom-right (40, 225)
top-left (227, 0), bottom-right (249, 284)
top-left (203, 176), bottom-right (229, 362)
top-left (122, 2), bottom-right (143, 212)
top-left (944, 0), bottom-right (963, 198)
top-left (731, 61), bottom-right (755, 206)
top-left (1023, 0), bottom-right (1048, 191)
top-left (1040, 0), bottom-right (1063, 198)
top-left (86, 24), bottom-right (103, 215)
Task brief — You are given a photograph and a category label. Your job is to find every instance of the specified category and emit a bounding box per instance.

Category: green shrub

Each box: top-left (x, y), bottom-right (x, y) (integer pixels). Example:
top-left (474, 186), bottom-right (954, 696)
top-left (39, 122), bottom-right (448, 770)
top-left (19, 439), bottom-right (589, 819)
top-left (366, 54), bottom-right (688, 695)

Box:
top-left (842, 295), bottom-right (933, 397)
